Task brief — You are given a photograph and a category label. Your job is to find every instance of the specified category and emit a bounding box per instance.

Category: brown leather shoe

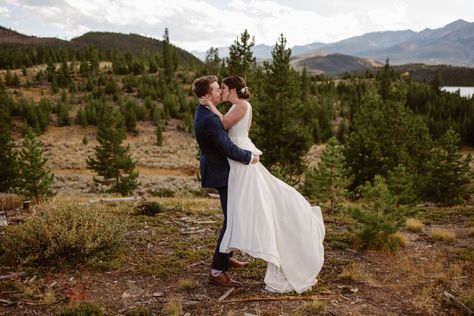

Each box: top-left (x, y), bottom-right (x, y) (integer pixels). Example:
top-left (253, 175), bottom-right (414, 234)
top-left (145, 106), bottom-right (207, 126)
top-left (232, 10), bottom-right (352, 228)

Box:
top-left (209, 272), bottom-right (242, 287)
top-left (229, 257), bottom-right (249, 269)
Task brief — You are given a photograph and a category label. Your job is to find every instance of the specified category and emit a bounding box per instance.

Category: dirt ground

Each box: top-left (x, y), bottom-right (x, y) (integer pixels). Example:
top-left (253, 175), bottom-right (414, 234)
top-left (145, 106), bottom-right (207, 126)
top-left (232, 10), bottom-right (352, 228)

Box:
top-left (1, 198), bottom-right (473, 316)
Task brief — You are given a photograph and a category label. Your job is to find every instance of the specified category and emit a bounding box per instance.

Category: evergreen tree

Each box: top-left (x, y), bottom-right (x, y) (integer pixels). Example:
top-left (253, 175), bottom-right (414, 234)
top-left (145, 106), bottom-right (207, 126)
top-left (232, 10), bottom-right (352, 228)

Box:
top-left (76, 107), bottom-right (88, 126)
top-left (430, 68), bottom-right (442, 94)
top-left (204, 47), bottom-right (221, 75)
top-left (344, 91), bottom-right (432, 192)
top-left (377, 58), bottom-right (394, 101)
top-left (0, 105), bottom-right (18, 192)
top-left (253, 34), bottom-right (311, 183)
top-left (303, 137), bottom-right (352, 212)
top-left (227, 29), bottom-right (256, 79)
top-left (56, 102), bottom-right (71, 126)
top-left (422, 129), bottom-right (472, 205)
top-left (348, 175), bottom-right (411, 251)
top-left (16, 128), bottom-right (54, 203)
top-left (156, 123), bottom-right (163, 146)
top-left (162, 28), bottom-right (175, 81)
top-left (387, 164), bottom-right (417, 207)
top-left (86, 107), bottom-right (139, 195)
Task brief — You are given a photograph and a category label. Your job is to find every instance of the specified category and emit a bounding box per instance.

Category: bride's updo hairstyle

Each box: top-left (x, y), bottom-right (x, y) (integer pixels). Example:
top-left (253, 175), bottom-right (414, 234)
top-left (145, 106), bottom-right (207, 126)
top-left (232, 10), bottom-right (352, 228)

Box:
top-left (222, 76), bottom-right (250, 99)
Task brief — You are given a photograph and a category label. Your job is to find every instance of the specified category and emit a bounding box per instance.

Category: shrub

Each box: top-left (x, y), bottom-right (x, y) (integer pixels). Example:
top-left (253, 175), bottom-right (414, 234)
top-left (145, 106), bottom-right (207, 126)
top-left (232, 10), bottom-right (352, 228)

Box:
top-left (0, 202), bottom-right (126, 265)
top-left (348, 175), bottom-right (413, 251)
top-left (164, 297), bottom-right (183, 316)
top-left (405, 218), bottom-right (424, 232)
top-left (133, 201), bottom-right (166, 216)
top-left (430, 228), bottom-right (456, 242)
top-left (303, 300), bottom-right (326, 314)
top-left (58, 303), bottom-right (104, 316)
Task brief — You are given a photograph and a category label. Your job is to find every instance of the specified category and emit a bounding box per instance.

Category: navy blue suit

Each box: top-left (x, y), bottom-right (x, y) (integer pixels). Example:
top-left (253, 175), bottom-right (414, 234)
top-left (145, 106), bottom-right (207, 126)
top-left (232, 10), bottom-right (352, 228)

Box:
top-left (194, 104), bottom-right (252, 271)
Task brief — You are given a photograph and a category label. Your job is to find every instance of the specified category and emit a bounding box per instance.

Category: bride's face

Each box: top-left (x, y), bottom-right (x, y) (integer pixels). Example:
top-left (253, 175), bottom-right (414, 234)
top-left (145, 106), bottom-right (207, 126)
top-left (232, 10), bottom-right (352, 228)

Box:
top-left (220, 83), bottom-right (234, 102)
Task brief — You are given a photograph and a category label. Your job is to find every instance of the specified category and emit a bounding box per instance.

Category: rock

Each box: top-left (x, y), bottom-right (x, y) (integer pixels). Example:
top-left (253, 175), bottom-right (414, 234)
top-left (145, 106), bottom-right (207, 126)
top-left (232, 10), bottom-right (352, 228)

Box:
top-left (152, 292), bottom-right (164, 297)
top-left (121, 287), bottom-right (144, 299)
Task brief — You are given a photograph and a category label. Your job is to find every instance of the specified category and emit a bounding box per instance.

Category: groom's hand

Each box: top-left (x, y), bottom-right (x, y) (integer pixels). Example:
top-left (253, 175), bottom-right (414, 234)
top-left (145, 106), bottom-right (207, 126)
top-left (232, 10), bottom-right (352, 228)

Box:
top-left (251, 155), bottom-right (260, 164)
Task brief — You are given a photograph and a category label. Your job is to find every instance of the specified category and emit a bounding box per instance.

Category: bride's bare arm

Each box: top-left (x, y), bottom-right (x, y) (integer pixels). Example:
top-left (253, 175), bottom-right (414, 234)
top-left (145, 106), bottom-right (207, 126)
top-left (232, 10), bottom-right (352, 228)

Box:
top-left (201, 96), bottom-right (248, 130)
top-left (217, 102), bottom-right (248, 130)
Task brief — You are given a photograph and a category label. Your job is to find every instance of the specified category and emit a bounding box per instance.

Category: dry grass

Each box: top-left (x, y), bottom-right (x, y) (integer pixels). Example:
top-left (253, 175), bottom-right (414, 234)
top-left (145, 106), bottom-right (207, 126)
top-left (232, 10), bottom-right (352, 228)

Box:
top-left (43, 291), bottom-right (56, 306)
top-left (0, 193), bottom-right (22, 212)
top-left (164, 297), bottom-right (183, 316)
top-left (177, 278), bottom-right (196, 291)
top-left (431, 228), bottom-right (456, 241)
top-left (410, 285), bottom-right (436, 314)
top-left (338, 262), bottom-right (363, 281)
top-left (389, 231), bottom-right (409, 248)
top-left (303, 300), bottom-right (326, 314)
top-left (405, 218), bottom-right (424, 232)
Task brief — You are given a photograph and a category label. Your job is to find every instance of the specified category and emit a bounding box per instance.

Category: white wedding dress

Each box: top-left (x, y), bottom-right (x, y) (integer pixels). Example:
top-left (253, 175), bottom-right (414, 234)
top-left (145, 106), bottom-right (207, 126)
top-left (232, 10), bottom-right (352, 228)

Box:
top-left (220, 103), bottom-right (325, 294)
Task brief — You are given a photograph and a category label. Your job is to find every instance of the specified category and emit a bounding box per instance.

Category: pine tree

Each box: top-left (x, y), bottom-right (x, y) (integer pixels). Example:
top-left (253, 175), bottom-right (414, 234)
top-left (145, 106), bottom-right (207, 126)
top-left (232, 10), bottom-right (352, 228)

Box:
top-left (348, 175), bottom-right (410, 251)
top-left (253, 34), bottom-right (311, 183)
top-left (16, 128), bottom-right (54, 203)
top-left (387, 164), bottom-right (417, 207)
top-left (422, 129), bottom-right (472, 205)
top-left (227, 29), bottom-right (256, 79)
top-left (205, 47), bottom-right (221, 76)
top-left (303, 137), bottom-right (352, 212)
top-left (0, 105), bottom-right (18, 192)
top-left (377, 58), bottom-right (394, 101)
top-left (344, 92), bottom-right (433, 192)
top-left (162, 28), bottom-right (175, 81)
top-left (56, 102), bottom-right (71, 126)
top-left (86, 107), bottom-right (139, 195)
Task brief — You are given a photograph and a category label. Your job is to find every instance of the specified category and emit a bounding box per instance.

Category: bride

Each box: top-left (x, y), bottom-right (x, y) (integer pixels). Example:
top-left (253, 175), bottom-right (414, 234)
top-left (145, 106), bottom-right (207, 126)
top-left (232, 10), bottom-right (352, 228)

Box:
top-left (201, 75), bottom-right (325, 294)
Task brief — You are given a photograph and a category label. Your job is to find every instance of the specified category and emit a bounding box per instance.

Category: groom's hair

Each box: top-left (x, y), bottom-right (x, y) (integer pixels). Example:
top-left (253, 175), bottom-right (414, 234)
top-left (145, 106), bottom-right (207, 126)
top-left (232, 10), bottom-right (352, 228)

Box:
top-left (192, 75), bottom-right (218, 98)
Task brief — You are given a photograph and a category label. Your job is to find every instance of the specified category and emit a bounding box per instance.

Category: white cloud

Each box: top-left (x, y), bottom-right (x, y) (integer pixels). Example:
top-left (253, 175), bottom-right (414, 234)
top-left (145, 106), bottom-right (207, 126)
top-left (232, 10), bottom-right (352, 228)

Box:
top-left (1, 0), bottom-right (473, 51)
top-left (0, 6), bottom-right (10, 17)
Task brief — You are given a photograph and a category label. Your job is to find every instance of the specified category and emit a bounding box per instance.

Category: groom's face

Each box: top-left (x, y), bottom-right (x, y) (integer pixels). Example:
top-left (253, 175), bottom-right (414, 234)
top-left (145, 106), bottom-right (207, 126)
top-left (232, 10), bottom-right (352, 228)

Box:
top-left (207, 81), bottom-right (222, 104)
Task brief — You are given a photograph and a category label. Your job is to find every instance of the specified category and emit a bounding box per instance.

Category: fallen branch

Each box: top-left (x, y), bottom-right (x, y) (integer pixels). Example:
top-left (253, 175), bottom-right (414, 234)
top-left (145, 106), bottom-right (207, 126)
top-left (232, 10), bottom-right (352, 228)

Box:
top-left (218, 288), bottom-right (235, 303)
top-left (0, 298), bottom-right (14, 305)
top-left (226, 295), bottom-right (332, 303)
top-left (0, 272), bottom-right (26, 280)
top-left (444, 291), bottom-right (473, 315)
top-left (86, 197), bottom-right (143, 205)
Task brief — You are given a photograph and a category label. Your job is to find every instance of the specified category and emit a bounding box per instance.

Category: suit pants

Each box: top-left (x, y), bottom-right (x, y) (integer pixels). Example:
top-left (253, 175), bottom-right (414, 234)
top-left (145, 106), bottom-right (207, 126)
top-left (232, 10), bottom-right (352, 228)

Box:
top-left (211, 186), bottom-right (233, 271)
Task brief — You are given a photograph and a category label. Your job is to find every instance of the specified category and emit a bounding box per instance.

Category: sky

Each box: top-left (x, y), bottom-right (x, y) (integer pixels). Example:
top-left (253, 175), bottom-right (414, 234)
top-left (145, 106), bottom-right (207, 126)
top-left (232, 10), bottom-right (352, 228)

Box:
top-left (0, 0), bottom-right (473, 52)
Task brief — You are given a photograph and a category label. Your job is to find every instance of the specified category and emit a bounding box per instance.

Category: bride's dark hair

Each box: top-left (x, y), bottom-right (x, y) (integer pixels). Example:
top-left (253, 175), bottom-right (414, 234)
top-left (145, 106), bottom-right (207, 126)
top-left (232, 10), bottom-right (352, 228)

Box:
top-left (222, 76), bottom-right (250, 99)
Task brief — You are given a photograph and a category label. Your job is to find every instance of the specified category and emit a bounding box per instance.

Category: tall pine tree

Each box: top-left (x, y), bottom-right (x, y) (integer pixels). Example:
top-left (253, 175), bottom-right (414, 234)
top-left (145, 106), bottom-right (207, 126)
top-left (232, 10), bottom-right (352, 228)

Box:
top-left (17, 128), bottom-right (54, 203)
top-left (253, 34), bottom-right (311, 183)
top-left (86, 106), bottom-right (139, 195)
top-left (227, 29), bottom-right (256, 80)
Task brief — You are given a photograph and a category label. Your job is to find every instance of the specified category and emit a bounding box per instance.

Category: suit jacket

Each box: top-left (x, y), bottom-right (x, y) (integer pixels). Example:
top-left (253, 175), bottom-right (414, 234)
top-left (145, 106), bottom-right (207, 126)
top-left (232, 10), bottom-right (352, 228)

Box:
top-left (194, 104), bottom-right (252, 188)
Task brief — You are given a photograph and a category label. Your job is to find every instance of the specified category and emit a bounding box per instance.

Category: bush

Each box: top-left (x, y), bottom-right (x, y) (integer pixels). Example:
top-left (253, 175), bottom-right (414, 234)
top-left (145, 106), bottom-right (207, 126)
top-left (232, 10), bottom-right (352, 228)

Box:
top-left (348, 175), bottom-right (413, 252)
top-left (133, 201), bottom-right (167, 216)
top-left (58, 303), bottom-right (104, 316)
top-left (0, 202), bottom-right (126, 265)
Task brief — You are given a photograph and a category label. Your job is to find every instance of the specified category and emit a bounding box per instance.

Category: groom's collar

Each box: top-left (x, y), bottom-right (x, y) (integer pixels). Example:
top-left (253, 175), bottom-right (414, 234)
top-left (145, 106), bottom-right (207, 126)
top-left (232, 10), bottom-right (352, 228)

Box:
top-left (199, 104), bottom-right (211, 111)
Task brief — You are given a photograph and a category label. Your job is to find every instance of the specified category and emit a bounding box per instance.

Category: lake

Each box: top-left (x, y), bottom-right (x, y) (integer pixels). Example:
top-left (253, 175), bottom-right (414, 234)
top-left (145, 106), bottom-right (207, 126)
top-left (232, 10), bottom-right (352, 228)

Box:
top-left (441, 86), bottom-right (474, 98)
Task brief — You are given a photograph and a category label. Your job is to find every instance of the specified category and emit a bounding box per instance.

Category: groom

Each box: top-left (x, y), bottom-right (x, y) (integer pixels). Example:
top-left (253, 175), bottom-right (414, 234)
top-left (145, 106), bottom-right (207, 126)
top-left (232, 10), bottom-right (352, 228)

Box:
top-left (193, 75), bottom-right (259, 287)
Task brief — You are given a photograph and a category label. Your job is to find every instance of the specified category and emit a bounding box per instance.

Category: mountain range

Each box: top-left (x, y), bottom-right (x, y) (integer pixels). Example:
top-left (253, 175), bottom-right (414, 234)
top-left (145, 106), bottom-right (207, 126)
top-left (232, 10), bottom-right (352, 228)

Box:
top-left (192, 19), bottom-right (474, 68)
